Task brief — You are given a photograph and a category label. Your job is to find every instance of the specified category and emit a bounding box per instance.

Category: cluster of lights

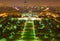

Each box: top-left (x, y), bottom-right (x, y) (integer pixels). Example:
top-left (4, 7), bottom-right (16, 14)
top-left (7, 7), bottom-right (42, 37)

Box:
top-left (0, 17), bottom-right (60, 41)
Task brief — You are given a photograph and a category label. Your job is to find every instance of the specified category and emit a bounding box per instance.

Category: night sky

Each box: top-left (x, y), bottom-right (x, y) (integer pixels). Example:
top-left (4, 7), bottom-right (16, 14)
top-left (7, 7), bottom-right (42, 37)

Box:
top-left (0, 0), bottom-right (60, 7)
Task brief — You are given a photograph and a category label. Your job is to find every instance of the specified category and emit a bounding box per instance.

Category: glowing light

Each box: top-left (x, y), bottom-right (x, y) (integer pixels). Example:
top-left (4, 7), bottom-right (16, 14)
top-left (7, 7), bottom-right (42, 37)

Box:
top-left (24, 18), bottom-right (28, 20)
top-left (57, 25), bottom-right (59, 28)
top-left (0, 24), bottom-right (2, 27)
top-left (31, 18), bottom-right (36, 20)
top-left (14, 7), bottom-right (19, 10)
top-left (43, 7), bottom-right (49, 11)
top-left (0, 38), bottom-right (7, 41)
top-left (14, 25), bottom-right (17, 29)
top-left (0, 13), bottom-right (7, 17)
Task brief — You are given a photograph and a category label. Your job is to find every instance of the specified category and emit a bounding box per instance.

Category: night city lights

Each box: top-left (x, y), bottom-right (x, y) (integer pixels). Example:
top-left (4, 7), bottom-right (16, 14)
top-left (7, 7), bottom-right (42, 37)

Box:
top-left (0, 0), bottom-right (60, 41)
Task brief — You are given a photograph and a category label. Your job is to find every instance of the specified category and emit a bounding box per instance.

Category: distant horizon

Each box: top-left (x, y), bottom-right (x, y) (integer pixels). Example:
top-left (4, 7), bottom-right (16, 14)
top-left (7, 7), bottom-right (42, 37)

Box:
top-left (0, 0), bottom-right (60, 7)
top-left (0, 5), bottom-right (60, 7)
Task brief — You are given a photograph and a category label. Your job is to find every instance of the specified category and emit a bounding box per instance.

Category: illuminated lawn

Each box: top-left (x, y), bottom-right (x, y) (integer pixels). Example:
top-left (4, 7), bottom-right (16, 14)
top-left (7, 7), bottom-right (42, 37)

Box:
top-left (16, 20), bottom-right (41, 41)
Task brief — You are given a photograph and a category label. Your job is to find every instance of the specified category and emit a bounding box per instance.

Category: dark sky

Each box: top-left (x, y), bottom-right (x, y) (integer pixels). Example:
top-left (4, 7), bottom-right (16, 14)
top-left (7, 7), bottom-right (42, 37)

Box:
top-left (0, 0), bottom-right (60, 7)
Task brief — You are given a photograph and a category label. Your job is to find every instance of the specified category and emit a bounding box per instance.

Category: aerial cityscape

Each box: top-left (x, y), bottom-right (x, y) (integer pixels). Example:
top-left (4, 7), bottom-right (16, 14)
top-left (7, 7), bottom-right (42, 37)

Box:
top-left (0, 0), bottom-right (60, 41)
